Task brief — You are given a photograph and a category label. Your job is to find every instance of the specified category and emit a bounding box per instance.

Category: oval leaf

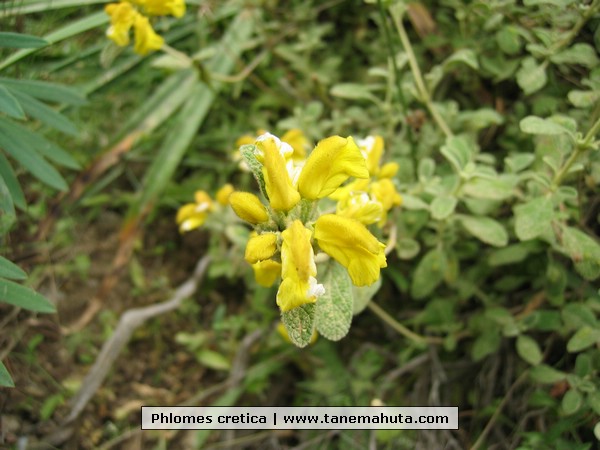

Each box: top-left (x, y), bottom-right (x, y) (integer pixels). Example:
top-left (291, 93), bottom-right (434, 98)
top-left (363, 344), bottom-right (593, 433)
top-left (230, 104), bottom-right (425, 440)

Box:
top-left (281, 303), bottom-right (317, 348)
top-left (315, 262), bottom-right (353, 340)
top-left (516, 335), bottom-right (543, 365)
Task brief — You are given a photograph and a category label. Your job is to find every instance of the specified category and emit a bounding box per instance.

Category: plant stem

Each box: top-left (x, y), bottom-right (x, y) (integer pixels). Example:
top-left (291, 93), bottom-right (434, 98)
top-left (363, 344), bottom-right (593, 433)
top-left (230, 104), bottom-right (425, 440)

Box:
top-left (367, 301), bottom-right (444, 345)
top-left (389, 5), bottom-right (453, 138)
top-left (551, 115), bottom-right (600, 188)
top-left (377, 0), bottom-right (409, 113)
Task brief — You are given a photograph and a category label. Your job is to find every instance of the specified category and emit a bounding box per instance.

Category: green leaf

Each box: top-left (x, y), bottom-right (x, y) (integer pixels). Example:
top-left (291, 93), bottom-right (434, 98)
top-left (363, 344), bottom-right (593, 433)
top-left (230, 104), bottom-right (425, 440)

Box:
top-left (472, 330), bottom-right (501, 361)
top-left (352, 278), bottom-right (381, 315)
top-left (520, 116), bottom-right (572, 136)
top-left (561, 226), bottom-right (600, 280)
top-left (516, 57), bottom-right (547, 94)
top-left (0, 152), bottom-right (24, 209)
top-left (0, 361), bottom-right (14, 388)
top-left (411, 248), bottom-right (446, 299)
top-left (567, 326), bottom-right (600, 353)
top-left (0, 12), bottom-right (108, 70)
top-left (496, 26), bottom-right (522, 55)
top-left (0, 278), bottom-right (56, 313)
top-left (0, 78), bottom-right (86, 106)
top-left (516, 335), bottom-right (543, 365)
top-left (281, 303), bottom-right (317, 348)
top-left (330, 83), bottom-right (379, 103)
top-left (550, 43), bottom-right (599, 68)
top-left (240, 144), bottom-right (267, 199)
top-left (458, 215), bottom-right (508, 247)
top-left (0, 32), bottom-right (47, 49)
top-left (463, 176), bottom-right (516, 200)
top-left (315, 262), bottom-right (353, 340)
top-left (562, 304), bottom-right (597, 330)
top-left (488, 243), bottom-right (532, 266)
top-left (456, 108), bottom-right (504, 130)
top-left (0, 85), bottom-right (25, 119)
top-left (396, 237), bottom-right (420, 260)
top-left (9, 89), bottom-right (78, 136)
top-left (568, 90), bottom-right (600, 108)
top-left (196, 350), bottom-right (230, 371)
top-left (514, 197), bottom-right (554, 241)
top-left (441, 136), bottom-right (473, 172)
top-left (443, 49), bottom-right (479, 70)
top-left (0, 119), bottom-right (68, 190)
top-left (430, 196), bottom-right (457, 220)
top-left (0, 175), bottom-right (16, 234)
top-left (561, 389), bottom-right (582, 415)
top-left (0, 256), bottom-right (27, 280)
top-left (505, 153), bottom-right (535, 172)
top-left (400, 194), bottom-right (429, 210)
top-left (530, 364), bottom-right (567, 384)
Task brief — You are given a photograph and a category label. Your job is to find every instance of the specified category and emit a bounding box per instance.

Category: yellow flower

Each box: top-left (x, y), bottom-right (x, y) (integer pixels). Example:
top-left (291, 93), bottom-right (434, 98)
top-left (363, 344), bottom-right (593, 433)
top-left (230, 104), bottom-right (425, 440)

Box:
top-left (281, 129), bottom-right (309, 161)
top-left (176, 190), bottom-right (212, 232)
top-left (229, 192), bottom-right (269, 224)
top-left (370, 178), bottom-right (402, 212)
top-left (105, 2), bottom-right (137, 46)
top-left (358, 135), bottom-right (384, 176)
top-left (379, 162), bottom-right (399, 179)
top-left (314, 214), bottom-right (387, 286)
top-left (133, 0), bottom-right (185, 17)
top-left (259, 135), bottom-right (301, 212)
top-left (336, 191), bottom-right (383, 225)
top-left (297, 136), bottom-right (369, 199)
top-left (277, 220), bottom-right (325, 312)
top-left (245, 233), bottom-right (278, 264)
top-left (133, 14), bottom-right (164, 55)
top-left (216, 183), bottom-right (234, 206)
top-left (252, 260), bottom-right (282, 287)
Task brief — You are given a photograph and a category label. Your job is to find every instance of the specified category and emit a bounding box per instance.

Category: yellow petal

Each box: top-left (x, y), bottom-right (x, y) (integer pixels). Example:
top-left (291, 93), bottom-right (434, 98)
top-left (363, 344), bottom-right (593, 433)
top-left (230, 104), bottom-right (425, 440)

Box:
top-left (281, 128), bottom-right (309, 160)
top-left (260, 136), bottom-right (301, 211)
top-left (245, 233), bottom-right (278, 264)
top-left (361, 135), bottom-right (384, 176)
top-left (379, 162), bottom-right (399, 179)
top-left (314, 214), bottom-right (387, 286)
top-left (216, 184), bottom-right (234, 206)
top-left (336, 192), bottom-right (383, 225)
top-left (133, 15), bottom-right (164, 55)
top-left (229, 191), bottom-right (269, 224)
top-left (370, 178), bottom-right (402, 211)
top-left (297, 136), bottom-right (369, 199)
top-left (252, 260), bottom-right (282, 287)
top-left (276, 220), bottom-right (323, 312)
top-left (105, 2), bottom-right (136, 46)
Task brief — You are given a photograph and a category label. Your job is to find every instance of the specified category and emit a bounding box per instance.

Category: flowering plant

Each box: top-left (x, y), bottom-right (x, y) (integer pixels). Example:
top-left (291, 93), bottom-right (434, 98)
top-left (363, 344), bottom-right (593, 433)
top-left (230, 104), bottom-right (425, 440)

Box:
top-left (177, 131), bottom-right (402, 347)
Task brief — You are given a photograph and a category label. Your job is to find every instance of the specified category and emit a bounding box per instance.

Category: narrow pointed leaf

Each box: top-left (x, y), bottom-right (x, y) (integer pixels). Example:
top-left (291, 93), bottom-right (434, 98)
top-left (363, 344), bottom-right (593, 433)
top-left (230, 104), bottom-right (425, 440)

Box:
top-left (0, 278), bottom-right (56, 313)
top-left (0, 256), bottom-right (27, 280)
top-left (0, 85), bottom-right (25, 119)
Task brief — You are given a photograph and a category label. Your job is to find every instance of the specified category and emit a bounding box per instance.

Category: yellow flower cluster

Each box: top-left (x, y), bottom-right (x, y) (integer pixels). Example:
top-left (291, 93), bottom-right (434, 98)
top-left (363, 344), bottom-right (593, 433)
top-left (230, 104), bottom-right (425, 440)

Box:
top-left (230, 132), bottom-right (392, 312)
top-left (104, 0), bottom-right (185, 55)
top-left (332, 136), bottom-right (402, 227)
top-left (176, 184), bottom-right (233, 232)
top-left (177, 131), bottom-right (402, 314)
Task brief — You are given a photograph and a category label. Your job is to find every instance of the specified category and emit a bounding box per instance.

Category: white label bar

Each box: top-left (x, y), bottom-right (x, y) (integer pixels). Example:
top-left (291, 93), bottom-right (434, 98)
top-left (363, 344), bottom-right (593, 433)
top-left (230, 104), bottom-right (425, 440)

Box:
top-left (141, 406), bottom-right (458, 430)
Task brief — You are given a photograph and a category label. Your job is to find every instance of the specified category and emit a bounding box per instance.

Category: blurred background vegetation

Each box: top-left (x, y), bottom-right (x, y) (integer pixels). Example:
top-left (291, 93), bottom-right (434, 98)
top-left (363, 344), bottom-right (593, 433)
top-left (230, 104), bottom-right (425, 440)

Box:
top-left (1, 0), bottom-right (599, 449)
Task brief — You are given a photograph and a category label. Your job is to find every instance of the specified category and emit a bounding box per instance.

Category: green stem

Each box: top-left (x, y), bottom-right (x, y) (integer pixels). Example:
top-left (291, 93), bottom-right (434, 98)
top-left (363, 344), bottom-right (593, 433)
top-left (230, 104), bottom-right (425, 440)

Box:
top-left (389, 6), bottom-right (453, 138)
top-left (161, 43), bottom-right (193, 66)
top-left (550, 0), bottom-right (600, 54)
top-left (551, 115), bottom-right (600, 188)
top-left (367, 301), bottom-right (444, 345)
top-left (376, 0), bottom-right (408, 113)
